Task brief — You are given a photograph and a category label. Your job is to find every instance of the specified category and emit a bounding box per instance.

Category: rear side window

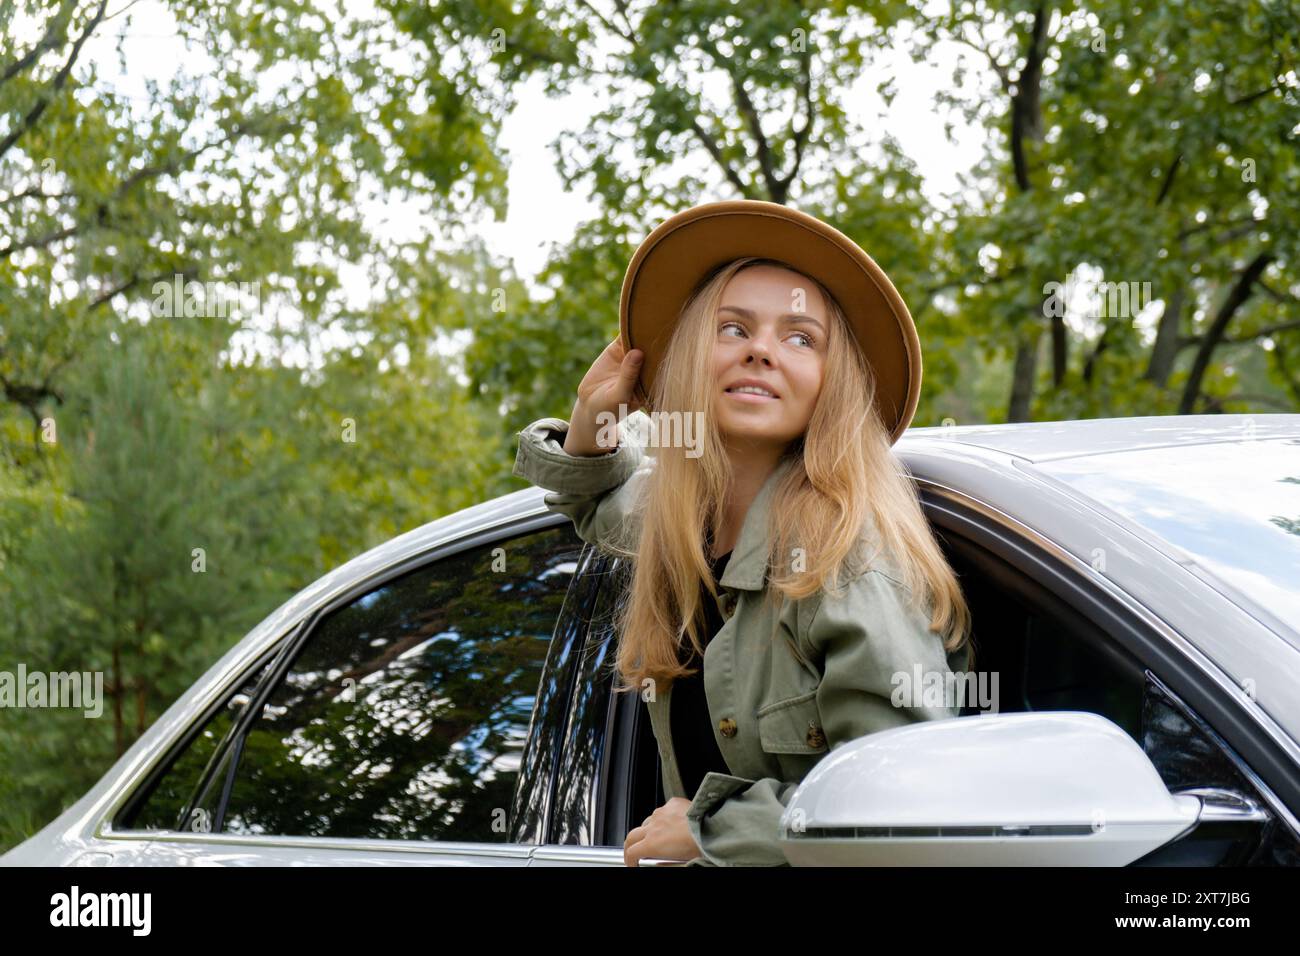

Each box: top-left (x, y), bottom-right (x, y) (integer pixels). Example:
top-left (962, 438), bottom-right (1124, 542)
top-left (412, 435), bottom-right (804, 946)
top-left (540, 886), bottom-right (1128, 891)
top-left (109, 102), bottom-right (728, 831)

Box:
top-left (219, 525), bottom-right (581, 841)
top-left (120, 657), bottom-right (274, 831)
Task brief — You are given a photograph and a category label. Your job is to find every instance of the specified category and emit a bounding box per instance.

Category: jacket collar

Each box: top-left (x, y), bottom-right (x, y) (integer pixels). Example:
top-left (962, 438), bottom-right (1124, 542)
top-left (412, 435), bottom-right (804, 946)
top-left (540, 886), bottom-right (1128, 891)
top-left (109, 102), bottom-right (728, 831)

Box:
top-left (717, 455), bottom-right (799, 592)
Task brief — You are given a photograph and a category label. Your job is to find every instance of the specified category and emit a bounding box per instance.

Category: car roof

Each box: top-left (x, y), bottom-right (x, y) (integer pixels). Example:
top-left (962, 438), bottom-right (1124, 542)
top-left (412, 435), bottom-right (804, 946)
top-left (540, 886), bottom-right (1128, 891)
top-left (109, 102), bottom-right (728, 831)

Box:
top-left (901, 413), bottom-right (1300, 463)
top-left (241, 415), bottom-right (1296, 784)
top-left (272, 413), bottom-right (1300, 700)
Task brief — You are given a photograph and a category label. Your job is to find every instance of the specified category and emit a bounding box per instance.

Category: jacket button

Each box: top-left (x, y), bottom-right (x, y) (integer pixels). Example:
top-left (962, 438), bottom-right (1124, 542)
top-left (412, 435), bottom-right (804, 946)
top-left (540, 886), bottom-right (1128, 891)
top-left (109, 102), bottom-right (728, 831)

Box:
top-left (806, 723), bottom-right (826, 749)
top-left (720, 592), bottom-right (735, 616)
top-left (719, 717), bottom-right (737, 738)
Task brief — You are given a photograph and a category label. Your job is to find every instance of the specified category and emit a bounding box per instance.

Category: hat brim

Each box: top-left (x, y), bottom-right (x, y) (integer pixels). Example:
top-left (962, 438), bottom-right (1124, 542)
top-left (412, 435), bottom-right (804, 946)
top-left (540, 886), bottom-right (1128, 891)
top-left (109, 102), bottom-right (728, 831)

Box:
top-left (619, 199), bottom-right (921, 445)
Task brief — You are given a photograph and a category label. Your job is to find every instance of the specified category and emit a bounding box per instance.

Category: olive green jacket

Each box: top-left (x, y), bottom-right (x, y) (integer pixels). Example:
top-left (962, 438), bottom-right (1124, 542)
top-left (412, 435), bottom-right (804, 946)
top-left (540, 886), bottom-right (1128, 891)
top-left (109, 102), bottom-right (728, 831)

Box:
top-left (512, 413), bottom-right (966, 866)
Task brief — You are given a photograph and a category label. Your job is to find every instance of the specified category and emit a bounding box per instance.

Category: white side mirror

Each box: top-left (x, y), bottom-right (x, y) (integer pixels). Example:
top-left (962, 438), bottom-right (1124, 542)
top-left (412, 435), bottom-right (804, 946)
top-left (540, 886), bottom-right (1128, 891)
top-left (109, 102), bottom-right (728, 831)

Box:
top-left (779, 711), bottom-right (1200, 866)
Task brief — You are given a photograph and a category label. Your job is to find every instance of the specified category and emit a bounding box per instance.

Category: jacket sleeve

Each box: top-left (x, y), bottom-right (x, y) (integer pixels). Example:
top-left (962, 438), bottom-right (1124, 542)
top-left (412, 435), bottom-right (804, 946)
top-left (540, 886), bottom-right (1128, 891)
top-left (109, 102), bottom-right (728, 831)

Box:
top-left (684, 773), bottom-right (800, 866)
top-left (807, 568), bottom-right (963, 745)
top-left (683, 568), bottom-right (962, 867)
top-left (511, 414), bottom-right (655, 554)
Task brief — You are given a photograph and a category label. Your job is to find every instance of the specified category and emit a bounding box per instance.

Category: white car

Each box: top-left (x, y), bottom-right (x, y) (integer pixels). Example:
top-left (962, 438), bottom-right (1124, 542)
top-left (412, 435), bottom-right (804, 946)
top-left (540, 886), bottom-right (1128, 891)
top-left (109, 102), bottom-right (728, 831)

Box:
top-left (4, 414), bottom-right (1299, 866)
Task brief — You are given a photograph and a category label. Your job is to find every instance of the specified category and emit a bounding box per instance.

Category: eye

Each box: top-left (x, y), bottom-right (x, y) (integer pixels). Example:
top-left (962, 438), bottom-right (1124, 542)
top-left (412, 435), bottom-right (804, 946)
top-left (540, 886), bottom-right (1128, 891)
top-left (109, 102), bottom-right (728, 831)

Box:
top-left (719, 321), bottom-right (815, 348)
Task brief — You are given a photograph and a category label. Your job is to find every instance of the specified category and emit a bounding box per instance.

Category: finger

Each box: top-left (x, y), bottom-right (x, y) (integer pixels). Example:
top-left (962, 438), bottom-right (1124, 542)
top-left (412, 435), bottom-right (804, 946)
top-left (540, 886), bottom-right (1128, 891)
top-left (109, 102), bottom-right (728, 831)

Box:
top-left (604, 338), bottom-right (626, 365)
top-left (618, 349), bottom-right (644, 400)
top-left (623, 824), bottom-right (646, 852)
top-left (624, 830), bottom-right (648, 867)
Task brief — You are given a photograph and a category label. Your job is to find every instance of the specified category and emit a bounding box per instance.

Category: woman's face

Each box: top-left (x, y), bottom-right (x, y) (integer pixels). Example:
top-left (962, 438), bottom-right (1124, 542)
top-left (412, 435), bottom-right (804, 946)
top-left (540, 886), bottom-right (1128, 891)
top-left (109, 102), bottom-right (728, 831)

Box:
top-left (710, 264), bottom-right (829, 448)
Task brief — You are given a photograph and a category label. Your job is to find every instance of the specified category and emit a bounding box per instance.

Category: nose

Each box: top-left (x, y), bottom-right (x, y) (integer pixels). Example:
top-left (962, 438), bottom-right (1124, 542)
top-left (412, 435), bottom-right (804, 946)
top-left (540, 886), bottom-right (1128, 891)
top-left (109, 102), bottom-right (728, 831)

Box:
top-left (743, 330), bottom-right (776, 367)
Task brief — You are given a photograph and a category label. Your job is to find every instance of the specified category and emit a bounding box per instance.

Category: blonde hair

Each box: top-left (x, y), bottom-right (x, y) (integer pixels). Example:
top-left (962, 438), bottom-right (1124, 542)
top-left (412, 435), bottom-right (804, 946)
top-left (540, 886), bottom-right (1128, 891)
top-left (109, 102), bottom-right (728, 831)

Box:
top-left (608, 256), bottom-right (972, 696)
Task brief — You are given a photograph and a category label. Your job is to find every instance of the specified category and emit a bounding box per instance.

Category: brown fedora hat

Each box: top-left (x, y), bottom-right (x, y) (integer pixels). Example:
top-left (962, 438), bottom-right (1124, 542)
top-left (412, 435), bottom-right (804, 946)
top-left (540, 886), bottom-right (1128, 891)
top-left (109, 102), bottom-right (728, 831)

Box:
top-left (618, 199), bottom-right (922, 445)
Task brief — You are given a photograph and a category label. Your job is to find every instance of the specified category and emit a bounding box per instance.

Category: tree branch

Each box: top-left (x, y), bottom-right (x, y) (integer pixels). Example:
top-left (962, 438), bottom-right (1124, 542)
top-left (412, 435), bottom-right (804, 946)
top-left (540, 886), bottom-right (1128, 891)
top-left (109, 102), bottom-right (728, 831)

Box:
top-left (1179, 251), bottom-right (1274, 413)
top-left (1257, 280), bottom-right (1300, 305)
top-left (574, 0), bottom-right (634, 44)
top-left (688, 114), bottom-right (754, 199)
top-left (0, 184), bottom-right (69, 206)
top-left (1181, 317), bottom-right (1300, 346)
top-left (729, 69), bottom-right (781, 200)
top-left (0, 115), bottom-right (286, 259)
top-left (694, 33), bottom-right (780, 201)
top-left (777, 41), bottom-right (814, 194)
top-left (954, 29), bottom-right (1011, 94)
top-left (1177, 214), bottom-right (1266, 240)
top-left (1153, 152), bottom-right (1183, 206)
top-left (0, 0), bottom-right (77, 87)
top-left (0, 0), bottom-right (110, 162)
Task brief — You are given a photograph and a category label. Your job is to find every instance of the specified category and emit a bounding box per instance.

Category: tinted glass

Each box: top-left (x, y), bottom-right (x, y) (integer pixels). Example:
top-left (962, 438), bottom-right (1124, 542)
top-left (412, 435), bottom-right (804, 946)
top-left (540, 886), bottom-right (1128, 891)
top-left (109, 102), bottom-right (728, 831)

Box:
top-left (1138, 677), bottom-right (1300, 866)
top-left (944, 539), bottom-right (1146, 736)
top-left (120, 657), bottom-right (274, 831)
top-left (948, 534), bottom-right (1298, 865)
top-left (221, 525), bottom-right (581, 840)
top-left (549, 553), bottom-right (630, 845)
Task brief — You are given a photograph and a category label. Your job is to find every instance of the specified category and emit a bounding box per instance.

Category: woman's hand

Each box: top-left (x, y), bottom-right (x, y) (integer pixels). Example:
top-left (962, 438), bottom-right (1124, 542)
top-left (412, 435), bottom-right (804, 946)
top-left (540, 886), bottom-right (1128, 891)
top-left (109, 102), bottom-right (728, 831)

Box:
top-left (623, 797), bottom-right (701, 866)
top-left (564, 337), bottom-right (645, 456)
top-left (577, 336), bottom-right (646, 418)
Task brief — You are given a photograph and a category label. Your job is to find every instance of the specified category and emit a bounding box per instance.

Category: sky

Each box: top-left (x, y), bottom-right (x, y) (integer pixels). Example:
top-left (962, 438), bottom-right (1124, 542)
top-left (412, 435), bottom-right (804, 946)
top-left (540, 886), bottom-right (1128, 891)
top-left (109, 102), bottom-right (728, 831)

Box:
top-left (10, 0), bottom-right (1024, 367)
top-left (42, 1), bottom-right (991, 271)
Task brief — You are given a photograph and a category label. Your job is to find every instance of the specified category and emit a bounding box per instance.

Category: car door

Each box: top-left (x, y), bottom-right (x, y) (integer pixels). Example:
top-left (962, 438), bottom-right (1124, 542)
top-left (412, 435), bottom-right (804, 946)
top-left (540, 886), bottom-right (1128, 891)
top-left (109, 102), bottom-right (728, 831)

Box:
top-left (530, 550), bottom-right (643, 866)
top-left (540, 488), bottom-right (1300, 866)
top-left (922, 485), bottom-right (1300, 865)
top-left (107, 517), bottom-right (586, 865)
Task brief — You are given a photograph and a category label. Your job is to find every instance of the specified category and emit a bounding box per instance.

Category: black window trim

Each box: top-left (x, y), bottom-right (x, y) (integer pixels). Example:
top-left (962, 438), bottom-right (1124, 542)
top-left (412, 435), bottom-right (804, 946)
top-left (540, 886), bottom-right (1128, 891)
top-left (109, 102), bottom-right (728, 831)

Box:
top-left (107, 508), bottom-right (577, 846)
top-left (917, 480), bottom-right (1300, 842)
top-left (107, 619), bottom-right (307, 835)
top-left (590, 483), bottom-right (1300, 850)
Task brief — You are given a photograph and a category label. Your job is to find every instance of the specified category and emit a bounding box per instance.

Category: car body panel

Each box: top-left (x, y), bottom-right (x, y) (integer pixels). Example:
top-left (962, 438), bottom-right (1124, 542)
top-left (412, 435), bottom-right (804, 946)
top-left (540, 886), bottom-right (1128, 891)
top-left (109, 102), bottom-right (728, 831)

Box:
top-left (5, 414), bottom-right (1299, 865)
top-left (906, 412), bottom-right (1299, 463)
top-left (0, 489), bottom-right (560, 866)
top-left (895, 422), bottom-right (1300, 753)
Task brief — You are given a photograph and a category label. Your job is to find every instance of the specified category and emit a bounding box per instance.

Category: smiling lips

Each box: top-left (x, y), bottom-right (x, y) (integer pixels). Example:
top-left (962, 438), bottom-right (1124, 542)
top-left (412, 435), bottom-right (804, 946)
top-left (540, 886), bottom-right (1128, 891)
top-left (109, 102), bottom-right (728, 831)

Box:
top-left (724, 379), bottom-right (780, 401)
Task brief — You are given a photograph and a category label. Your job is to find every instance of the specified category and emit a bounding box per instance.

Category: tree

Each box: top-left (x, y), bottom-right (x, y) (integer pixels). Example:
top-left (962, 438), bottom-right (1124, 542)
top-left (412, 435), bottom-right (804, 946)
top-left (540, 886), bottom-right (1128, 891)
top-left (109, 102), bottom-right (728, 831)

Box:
top-left (906, 0), bottom-right (1299, 420)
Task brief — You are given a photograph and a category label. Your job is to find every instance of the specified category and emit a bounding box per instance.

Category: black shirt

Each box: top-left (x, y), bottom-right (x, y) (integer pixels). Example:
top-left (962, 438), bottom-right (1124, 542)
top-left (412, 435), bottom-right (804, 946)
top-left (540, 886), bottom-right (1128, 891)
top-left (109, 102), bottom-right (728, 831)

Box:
top-left (670, 549), bottom-right (733, 800)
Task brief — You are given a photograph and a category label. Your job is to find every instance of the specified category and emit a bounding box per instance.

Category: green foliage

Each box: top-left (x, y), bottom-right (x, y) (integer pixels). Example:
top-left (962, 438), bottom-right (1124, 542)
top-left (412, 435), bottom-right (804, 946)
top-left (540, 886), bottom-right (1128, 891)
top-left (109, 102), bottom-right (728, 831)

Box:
top-left (1, 0), bottom-right (1296, 852)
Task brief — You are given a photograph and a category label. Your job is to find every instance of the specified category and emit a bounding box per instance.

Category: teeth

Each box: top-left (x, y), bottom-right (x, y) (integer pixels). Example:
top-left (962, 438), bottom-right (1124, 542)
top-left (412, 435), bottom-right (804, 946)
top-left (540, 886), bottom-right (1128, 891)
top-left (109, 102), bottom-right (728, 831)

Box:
top-left (729, 385), bottom-right (775, 397)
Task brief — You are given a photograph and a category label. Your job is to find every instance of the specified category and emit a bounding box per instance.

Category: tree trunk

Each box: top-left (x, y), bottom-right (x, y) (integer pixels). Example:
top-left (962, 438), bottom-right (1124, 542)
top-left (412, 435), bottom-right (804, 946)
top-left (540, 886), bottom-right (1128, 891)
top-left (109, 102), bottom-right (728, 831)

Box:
top-left (112, 644), bottom-right (124, 758)
top-left (1179, 252), bottom-right (1272, 414)
top-left (1145, 283), bottom-right (1186, 386)
top-left (1051, 310), bottom-right (1067, 386)
top-left (1008, 326), bottom-right (1042, 422)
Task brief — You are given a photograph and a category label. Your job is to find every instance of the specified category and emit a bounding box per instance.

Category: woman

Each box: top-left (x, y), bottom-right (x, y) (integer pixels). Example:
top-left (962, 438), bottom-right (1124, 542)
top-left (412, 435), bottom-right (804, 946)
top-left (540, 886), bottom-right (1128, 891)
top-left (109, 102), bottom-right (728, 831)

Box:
top-left (513, 200), bottom-right (974, 866)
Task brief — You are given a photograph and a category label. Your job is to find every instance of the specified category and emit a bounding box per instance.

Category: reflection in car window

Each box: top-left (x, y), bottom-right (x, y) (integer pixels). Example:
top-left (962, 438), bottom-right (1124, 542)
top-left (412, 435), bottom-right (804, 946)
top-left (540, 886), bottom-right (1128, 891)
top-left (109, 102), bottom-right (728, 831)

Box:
top-left (120, 657), bottom-right (274, 831)
top-left (1142, 677), bottom-right (1300, 865)
top-left (1035, 438), bottom-right (1300, 637)
top-left (220, 525), bottom-right (580, 841)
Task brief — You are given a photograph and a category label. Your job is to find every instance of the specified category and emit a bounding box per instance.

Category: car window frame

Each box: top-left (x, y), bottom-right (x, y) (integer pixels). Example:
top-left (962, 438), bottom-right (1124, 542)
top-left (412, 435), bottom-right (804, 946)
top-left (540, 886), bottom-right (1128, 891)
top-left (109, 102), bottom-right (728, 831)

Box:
top-left (916, 480), bottom-right (1300, 842)
top-left (104, 509), bottom-right (585, 860)
top-left (557, 481), bottom-right (1300, 860)
top-left (106, 622), bottom-right (306, 836)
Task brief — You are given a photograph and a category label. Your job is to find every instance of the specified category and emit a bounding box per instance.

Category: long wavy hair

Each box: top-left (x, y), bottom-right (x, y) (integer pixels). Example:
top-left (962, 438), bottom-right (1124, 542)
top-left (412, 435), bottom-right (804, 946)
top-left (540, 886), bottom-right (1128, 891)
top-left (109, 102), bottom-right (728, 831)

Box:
top-left (607, 256), bottom-right (972, 698)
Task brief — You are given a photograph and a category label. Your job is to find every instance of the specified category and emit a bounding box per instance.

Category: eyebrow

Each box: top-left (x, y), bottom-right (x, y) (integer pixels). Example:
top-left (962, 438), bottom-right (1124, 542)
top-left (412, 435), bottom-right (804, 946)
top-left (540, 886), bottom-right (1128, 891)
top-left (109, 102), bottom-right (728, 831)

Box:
top-left (718, 305), bottom-right (826, 335)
